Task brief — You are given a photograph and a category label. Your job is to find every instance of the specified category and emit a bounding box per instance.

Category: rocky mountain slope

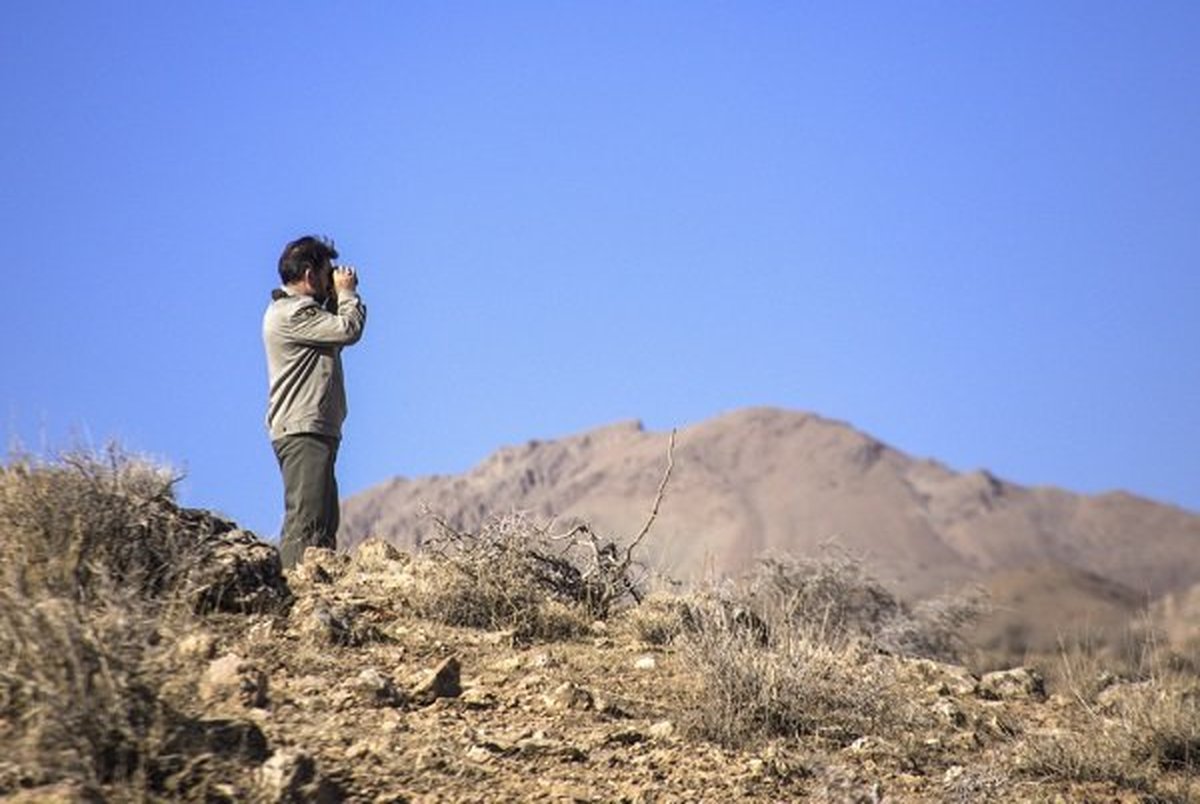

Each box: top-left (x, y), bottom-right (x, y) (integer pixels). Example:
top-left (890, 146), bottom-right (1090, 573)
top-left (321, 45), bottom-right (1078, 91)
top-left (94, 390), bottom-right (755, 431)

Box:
top-left (342, 408), bottom-right (1200, 639)
top-left (6, 450), bottom-right (1199, 802)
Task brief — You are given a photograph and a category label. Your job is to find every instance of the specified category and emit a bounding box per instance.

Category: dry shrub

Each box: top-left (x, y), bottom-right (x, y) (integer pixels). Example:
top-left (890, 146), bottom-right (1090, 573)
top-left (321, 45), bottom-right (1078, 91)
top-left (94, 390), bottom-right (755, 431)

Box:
top-left (673, 551), bottom-right (985, 749)
top-left (408, 511), bottom-right (646, 641)
top-left (678, 595), bottom-right (905, 748)
top-left (0, 447), bottom-right (191, 603)
top-left (624, 591), bottom-right (687, 645)
top-left (1014, 727), bottom-right (1153, 791)
top-left (673, 553), bottom-right (923, 748)
top-left (748, 550), bottom-right (987, 663)
top-left (0, 447), bottom-right (267, 797)
top-left (0, 591), bottom-right (163, 793)
top-left (1016, 657), bottom-right (1200, 794)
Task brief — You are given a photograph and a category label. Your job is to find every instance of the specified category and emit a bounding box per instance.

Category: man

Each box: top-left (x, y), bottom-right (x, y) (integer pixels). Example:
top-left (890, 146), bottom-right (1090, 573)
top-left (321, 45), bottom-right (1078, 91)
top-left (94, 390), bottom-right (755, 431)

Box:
top-left (263, 235), bottom-right (367, 568)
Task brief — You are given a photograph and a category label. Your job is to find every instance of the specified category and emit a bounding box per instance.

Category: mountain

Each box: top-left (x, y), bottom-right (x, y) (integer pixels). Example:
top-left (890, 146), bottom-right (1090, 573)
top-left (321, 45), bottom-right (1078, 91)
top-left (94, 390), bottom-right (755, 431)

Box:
top-left (341, 407), bottom-right (1200, 605)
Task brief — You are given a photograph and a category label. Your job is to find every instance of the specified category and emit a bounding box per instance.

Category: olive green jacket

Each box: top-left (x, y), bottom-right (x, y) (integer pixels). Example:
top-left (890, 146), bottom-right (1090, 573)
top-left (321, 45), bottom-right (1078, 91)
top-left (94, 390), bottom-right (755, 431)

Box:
top-left (262, 286), bottom-right (367, 442)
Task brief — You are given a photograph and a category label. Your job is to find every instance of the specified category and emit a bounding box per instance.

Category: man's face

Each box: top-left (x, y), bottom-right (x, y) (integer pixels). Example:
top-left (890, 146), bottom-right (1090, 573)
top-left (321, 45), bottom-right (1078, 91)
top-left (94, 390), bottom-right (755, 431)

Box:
top-left (308, 263), bottom-right (335, 302)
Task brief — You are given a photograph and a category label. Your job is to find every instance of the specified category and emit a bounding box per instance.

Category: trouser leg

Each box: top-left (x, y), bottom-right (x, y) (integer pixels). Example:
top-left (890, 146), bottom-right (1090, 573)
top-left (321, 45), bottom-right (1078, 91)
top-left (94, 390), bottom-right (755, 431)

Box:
top-left (273, 434), bottom-right (340, 569)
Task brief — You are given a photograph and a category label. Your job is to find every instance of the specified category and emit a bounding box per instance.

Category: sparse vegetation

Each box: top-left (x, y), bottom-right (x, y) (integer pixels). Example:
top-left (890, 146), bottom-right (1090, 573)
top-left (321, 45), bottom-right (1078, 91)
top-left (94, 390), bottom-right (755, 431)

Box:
top-left (0, 447), bottom-right (283, 799)
top-left (1012, 640), bottom-right (1200, 796)
top-left (669, 551), bottom-right (958, 748)
top-left (4, 445), bottom-right (1200, 800)
top-left (406, 510), bottom-right (650, 642)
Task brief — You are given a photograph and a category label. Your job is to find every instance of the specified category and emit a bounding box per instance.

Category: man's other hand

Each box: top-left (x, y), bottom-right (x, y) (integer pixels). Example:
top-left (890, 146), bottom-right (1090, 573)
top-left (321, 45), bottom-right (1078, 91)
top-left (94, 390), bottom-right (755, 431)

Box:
top-left (333, 266), bottom-right (358, 292)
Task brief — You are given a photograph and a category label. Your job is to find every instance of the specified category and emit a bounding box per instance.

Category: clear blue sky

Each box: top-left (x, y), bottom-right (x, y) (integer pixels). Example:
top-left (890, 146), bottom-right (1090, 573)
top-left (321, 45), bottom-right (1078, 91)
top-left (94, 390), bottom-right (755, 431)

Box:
top-left (3, 2), bottom-right (1197, 540)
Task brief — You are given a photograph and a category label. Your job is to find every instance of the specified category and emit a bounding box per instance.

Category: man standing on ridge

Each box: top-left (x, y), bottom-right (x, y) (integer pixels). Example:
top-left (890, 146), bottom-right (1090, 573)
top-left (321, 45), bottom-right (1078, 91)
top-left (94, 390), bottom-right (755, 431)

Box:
top-left (263, 235), bottom-right (367, 568)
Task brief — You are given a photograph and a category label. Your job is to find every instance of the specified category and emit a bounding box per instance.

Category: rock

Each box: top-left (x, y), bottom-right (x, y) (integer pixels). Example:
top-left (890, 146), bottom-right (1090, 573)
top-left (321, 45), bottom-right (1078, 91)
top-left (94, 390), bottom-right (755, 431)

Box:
top-left (648, 720), bottom-right (676, 740)
top-left (932, 698), bottom-right (967, 728)
top-left (910, 658), bottom-right (979, 697)
top-left (352, 538), bottom-right (405, 568)
top-left (460, 687), bottom-right (499, 710)
top-left (411, 655), bottom-right (462, 705)
top-left (634, 655), bottom-right (657, 671)
top-left (978, 667), bottom-right (1046, 701)
top-left (200, 653), bottom-right (269, 709)
top-left (187, 527), bottom-right (291, 614)
top-left (257, 749), bottom-right (344, 803)
top-left (353, 668), bottom-right (406, 707)
top-left (544, 682), bottom-right (594, 711)
top-left (177, 631), bottom-right (217, 661)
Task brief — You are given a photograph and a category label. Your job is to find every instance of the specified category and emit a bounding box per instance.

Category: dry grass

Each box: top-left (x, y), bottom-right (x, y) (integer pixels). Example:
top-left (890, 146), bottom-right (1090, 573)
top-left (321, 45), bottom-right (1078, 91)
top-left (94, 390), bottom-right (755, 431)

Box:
top-left (670, 553), bottom-right (956, 749)
top-left (677, 596), bottom-right (906, 748)
top-left (0, 447), bottom-right (262, 798)
top-left (1014, 642), bottom-right (1200, 796)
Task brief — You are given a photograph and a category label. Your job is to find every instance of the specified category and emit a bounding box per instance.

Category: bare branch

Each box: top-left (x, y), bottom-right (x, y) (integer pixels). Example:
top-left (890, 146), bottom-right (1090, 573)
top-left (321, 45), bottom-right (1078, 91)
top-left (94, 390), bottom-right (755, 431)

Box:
top-left (623, 428), bottom-right (676, 568)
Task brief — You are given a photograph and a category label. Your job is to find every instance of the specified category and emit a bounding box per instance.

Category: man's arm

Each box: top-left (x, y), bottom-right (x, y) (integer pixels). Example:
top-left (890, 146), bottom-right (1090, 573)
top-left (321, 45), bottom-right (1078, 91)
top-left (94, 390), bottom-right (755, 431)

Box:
top-left (283, 268), bottom-right (367, 346)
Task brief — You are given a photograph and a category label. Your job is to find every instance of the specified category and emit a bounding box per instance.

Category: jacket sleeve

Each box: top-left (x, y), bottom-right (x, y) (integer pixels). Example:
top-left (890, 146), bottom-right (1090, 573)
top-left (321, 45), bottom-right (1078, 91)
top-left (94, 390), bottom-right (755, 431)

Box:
top-left (282, 292), bottom-right (367, 347)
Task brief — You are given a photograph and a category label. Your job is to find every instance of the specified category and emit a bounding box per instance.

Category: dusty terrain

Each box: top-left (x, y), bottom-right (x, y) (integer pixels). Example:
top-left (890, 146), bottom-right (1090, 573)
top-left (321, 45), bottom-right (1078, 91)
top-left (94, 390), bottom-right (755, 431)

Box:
top-left (5, 449), bottom-right (1200, 803)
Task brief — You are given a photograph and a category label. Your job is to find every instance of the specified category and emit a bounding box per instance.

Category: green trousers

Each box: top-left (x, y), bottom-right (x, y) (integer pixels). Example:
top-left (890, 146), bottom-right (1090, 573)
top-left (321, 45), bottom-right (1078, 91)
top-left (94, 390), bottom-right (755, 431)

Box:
top-left (272, 433), bottom-right (340, 569)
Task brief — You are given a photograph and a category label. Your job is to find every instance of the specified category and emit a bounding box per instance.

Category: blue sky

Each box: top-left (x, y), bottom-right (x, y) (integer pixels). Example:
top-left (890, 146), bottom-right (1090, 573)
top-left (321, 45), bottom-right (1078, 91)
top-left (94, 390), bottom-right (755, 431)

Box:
top-left (2, 2), bottom-right (1197, 539)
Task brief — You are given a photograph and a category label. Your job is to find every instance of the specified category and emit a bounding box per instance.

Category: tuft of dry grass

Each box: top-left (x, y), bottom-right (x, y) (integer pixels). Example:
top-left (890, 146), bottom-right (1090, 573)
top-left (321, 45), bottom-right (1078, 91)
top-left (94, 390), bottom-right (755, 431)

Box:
top-left (745, 550), bottom-right (987, 663)
top-left (670, 552), bottom-right (958, 749)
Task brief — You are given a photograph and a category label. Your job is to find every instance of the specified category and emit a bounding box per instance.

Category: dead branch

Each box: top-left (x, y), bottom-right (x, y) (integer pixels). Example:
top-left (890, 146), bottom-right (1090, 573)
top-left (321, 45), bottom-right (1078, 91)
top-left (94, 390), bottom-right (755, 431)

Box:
top-left (618, 428), bottom-right (676, 583)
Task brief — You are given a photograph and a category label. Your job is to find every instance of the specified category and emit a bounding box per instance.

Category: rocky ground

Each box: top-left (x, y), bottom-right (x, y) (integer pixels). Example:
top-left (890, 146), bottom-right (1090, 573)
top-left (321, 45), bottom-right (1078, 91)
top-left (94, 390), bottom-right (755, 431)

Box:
top-left (70, 539), bottom-right (1191, 803)
top-left (3, 478), bottom-right (1198, 804)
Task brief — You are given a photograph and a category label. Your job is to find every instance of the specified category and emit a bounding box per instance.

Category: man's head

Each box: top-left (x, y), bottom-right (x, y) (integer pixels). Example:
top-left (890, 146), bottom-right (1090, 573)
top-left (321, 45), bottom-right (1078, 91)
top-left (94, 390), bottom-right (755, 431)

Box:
top-left (278, 236), bottom-right (339, 300)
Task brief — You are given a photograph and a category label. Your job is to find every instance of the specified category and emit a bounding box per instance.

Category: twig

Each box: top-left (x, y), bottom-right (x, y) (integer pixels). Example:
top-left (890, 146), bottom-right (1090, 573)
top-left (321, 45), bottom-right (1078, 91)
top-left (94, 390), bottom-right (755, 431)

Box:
top-left (623, 428), bottom-right (676, 567)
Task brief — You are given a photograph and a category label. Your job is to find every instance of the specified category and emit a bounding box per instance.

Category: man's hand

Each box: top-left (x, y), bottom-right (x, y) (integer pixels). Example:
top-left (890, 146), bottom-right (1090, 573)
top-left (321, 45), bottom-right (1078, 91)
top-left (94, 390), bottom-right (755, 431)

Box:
top-left (333, 266), bottom-right (358, 293)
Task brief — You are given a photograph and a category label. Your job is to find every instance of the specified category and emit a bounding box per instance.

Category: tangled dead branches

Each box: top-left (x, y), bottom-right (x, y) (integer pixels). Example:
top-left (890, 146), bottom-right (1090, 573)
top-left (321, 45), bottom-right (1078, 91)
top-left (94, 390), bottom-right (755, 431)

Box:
top-left (423, 429), bottom-right (677, 623)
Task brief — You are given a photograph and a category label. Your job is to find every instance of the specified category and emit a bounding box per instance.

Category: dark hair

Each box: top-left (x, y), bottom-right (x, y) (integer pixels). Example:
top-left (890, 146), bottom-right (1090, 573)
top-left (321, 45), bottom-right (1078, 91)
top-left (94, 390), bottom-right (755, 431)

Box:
top-left (278, 235), bottom-right (339, 284)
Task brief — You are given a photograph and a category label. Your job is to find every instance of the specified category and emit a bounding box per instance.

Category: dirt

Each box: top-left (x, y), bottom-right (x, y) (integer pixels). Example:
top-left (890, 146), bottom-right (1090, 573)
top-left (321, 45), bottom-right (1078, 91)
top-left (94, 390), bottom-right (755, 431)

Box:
top-left (142, 543), bottom-right (1197, 803)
